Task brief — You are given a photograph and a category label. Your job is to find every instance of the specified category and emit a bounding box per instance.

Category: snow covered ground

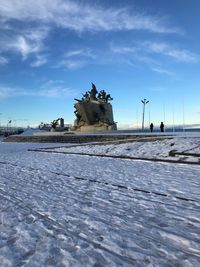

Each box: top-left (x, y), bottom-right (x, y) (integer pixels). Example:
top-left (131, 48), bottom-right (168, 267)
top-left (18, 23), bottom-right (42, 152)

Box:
top-left (0, 134), bottom-right (200, 266)
top-left (20, 128), bottom-right (48, 136)
top-left (41, 133), bottom-right (200, 164)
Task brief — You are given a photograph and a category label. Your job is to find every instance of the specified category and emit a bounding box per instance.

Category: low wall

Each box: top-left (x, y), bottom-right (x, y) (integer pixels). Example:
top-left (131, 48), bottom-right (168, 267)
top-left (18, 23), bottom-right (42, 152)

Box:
top-left (3, 133), bottom-right (169, 143)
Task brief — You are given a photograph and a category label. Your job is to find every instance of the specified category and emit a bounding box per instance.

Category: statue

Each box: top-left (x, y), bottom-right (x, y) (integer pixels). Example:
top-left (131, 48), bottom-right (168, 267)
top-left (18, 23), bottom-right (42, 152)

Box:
top-left (82, 91), bottom-right (89, 101)
top-left (51, 119), bottom-right (60, 129)
top-left (51, 118), bottom-right (65, 131)
top-left (88, 83), bottom-right (98, 101)
top-left (98, 90), bottom-right (106, 101)
top-left (73, 83), bottom-right (116, 132)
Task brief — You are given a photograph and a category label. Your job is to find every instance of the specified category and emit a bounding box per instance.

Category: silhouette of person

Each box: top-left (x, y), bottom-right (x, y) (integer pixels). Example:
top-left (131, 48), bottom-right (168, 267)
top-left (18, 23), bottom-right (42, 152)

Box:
top-left (160, 121), bottom-right (164, 132)
top-left (150, 123), bottom-right (154, 132)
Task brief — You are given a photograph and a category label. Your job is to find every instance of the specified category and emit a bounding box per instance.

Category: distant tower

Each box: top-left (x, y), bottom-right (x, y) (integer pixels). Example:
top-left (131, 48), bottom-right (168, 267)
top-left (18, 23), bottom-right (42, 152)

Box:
top-left (60, 118), bottom-right (64, 128)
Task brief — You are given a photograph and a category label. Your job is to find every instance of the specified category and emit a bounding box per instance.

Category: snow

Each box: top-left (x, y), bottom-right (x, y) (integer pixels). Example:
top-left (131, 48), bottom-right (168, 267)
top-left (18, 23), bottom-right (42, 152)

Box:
top-left (20, 128), bottom-right (48, 136)
top-left (45, 134), bottom-right (200, 163)
top-left (0, 134), bottom-right (200, 266)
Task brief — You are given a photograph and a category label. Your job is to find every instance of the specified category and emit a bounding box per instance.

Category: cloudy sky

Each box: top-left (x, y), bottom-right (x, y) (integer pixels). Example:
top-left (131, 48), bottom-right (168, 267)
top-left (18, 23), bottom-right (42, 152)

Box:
top-left (0, 0), bottom-right (200, 128)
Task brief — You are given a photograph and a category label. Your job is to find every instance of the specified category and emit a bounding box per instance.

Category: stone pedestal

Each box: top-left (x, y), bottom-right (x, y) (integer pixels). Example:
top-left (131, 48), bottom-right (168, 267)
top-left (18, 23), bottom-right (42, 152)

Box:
top-left (79, 124), bottom-right (117, 132)
top-left (74, 100), bottom-right (116, 131)
top-left (73, 83), bottom-right (117, 132)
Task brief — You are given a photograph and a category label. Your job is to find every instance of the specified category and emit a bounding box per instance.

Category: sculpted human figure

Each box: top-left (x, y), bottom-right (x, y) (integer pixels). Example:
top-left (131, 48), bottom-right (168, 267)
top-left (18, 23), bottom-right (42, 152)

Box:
top-left (89, 83), bottom-right (98, 100)
top-left (82, 91), bottom-right (89, 101)
top-left (98, 90), bottom-right (106, 101)
top-left (105, 94), bottom-right (113, 103)
top-left (97, 90), bottom-right (113, 103)
top-left (51, 118), bottom-right (60, 129)
top-left (74, 104), bottom-right (81, 120)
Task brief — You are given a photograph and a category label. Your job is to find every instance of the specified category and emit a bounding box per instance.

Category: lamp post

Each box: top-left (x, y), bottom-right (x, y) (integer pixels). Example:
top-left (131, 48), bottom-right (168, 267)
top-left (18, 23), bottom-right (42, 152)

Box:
top-left (141, 98), bottom-right (149, 131)
top-left (7, 119), bottom-right (12, 130)
top-left (0, 113), bottom-right (2, 128)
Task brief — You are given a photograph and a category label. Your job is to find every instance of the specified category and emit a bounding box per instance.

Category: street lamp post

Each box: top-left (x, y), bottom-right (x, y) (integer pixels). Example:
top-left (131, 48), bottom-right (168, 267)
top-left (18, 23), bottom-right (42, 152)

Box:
top-left (0, 113), bottom-right (2, 128)
top-left (7, 119), bottom-right (12, 131)
top-left (141, 98), bottom-right (149, 131)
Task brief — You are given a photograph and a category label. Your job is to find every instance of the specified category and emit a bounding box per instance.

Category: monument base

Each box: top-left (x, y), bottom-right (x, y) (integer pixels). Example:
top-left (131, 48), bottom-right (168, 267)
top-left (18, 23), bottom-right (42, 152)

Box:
top-left (73, 83), bottom-right (117, 132)
top-left (77, 123), bottom-right (117, 133)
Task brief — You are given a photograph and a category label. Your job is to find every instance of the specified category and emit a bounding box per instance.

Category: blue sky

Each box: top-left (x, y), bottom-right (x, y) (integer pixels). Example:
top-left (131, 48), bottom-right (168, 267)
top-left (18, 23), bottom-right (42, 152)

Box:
top-left (0, 0), bottom-right (200, 129)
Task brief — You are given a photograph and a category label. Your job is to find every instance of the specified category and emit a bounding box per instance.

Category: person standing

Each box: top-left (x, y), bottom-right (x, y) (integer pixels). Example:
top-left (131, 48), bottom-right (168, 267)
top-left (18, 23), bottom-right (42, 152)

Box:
top-left (150, 123), bottom-right (154, 132)
top-left (160, 121), bottom-right (164, 132)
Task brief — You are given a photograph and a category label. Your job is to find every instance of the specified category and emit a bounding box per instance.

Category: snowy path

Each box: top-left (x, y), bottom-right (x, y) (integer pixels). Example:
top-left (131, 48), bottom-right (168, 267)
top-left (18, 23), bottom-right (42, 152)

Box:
top-left (0, 142), bottom-right (200, 266)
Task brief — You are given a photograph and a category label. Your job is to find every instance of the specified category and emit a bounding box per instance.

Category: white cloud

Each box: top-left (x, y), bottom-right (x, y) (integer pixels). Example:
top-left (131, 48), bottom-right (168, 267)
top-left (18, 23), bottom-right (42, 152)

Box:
top-left (0, 86), bottom-right (32, 98)
top-left (30, 54), bottom-right (48, 67)
top-left (144, 42), bottom-right (199, 63)
top-left (0, 86), bottom-right (36, 98)
top-left (65, 49), bottom-right (95, 59)
top-left (65, 50), bottom-right (84, 57)
top-left (38, 87), bottom-right (75, 97)
top-left (24, 27), bottom-right (49, 42)
top-left (112, 42), bottom-right (199, 63)
top-left (0, 86), bottom-right (13, 98)
top-left (15, 36), bottom-right (37, 59)
top-left (55, 48), bottom-right (96, 70)
top-left (0, 56), bottom-right (8, 65)
top-left (0, 80), bottom-right (77, 99)
top-left (111, 41), bottom-right (199, 73)
top-left (0, 27), bottom-right (49, 60)
top-left (0, 1), bottom-right (184, 66)
top-left (1, 1), bottom-right (194, 70)
top-left (40, 80), bottom-right (64, 88)
top-left (151, 67), bottom-right (174, 76)
top-left (0, 0), bottom-right (181, 34)
top-left (110, 45), bottom-right (138, 54)
top-left (39, 80), bottom-right (77, 97)
top-left (58, 59), bottom-right (88, 70)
